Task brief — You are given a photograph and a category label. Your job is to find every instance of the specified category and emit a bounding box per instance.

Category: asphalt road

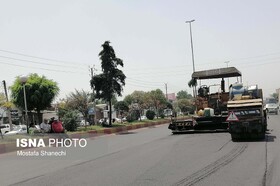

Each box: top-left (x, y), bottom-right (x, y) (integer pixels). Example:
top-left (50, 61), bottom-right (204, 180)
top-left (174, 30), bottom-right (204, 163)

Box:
top-left (0, 114), bottom-right (279, 186)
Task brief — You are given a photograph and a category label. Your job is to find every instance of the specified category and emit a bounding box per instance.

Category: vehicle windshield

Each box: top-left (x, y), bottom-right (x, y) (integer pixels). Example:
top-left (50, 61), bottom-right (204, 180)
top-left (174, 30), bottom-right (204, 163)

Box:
top-left (266, 103), bottom-right (277, 107)
top-left (11, 126), bottom-right (21, 131)
top-left (266, 98), bottom-right (277, 104)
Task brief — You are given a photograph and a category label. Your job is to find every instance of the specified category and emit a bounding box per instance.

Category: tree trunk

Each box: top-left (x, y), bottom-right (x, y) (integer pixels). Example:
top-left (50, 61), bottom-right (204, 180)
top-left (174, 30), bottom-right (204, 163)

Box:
top-left (37, 110), bottom-right (42, 124)
top-left (109, 100), bottom-right (112, 126)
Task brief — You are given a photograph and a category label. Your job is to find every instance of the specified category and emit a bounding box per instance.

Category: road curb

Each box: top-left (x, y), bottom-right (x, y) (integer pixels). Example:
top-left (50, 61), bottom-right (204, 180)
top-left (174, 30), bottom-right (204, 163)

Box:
top-left (0, 119), bottom-right (169, 154)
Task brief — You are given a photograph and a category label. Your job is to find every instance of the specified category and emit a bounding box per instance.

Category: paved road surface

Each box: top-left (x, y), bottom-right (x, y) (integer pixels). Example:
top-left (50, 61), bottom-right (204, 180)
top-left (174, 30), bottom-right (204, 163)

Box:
top-left (0, 114), bottom-right (279, 186)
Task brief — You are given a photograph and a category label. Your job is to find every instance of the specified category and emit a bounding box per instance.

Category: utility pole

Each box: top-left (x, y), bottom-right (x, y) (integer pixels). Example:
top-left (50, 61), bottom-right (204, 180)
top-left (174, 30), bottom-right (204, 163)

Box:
top-left (90, 65), bottom-right (97, 125)
top-left (186, 19), bottom-right (196, 97)
top-left (2, 80), bottom-right (13, 130)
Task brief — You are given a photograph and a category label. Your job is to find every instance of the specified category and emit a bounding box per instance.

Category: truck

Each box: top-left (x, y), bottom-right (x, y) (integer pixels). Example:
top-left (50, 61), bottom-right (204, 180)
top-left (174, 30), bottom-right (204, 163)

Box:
top-left (227, 84), bottom-right (267, 140)
top-left (168, 67), bottom-right (242, 133)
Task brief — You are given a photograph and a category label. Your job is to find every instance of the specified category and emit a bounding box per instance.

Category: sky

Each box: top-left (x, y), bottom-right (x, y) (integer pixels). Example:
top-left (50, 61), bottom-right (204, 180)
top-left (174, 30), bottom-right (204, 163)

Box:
top-left (0, 0), bottom-right (279, 101)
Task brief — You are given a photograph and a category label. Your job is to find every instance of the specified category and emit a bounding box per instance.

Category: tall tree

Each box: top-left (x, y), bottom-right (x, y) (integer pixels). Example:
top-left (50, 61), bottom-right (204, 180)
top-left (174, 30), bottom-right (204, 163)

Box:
top-left (90, 41), bottom-right (126, 125)
top-left (147, 89), bottom-right (167, 118)
top-left (10, 74), bottom-right (59, 123)
top-left (114, 101), bottom-right (129, 121)
top-left (123, 94), bottom-right (133, 105)
top-left (177, 98), bottom-right (194, 114)
top-left (131, 91), bottom-right (147, 120)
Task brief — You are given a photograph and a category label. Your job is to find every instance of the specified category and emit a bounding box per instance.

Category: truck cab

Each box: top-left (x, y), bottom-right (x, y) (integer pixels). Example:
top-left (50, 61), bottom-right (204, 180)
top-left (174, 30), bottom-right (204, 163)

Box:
top-left (227, 84), bottom-right (266, 140)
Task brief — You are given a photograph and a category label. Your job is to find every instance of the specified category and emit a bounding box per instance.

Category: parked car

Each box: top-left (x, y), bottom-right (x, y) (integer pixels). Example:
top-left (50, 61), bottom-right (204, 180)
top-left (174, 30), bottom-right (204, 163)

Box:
top-left (80, 120), bottom-right (89, 126)
top-left (121, 117), bottom-right (127, 122)
top-left (138, 116), bottom-right (147, 121)
top-left (4, 125), bottom-right (27, 135)
top-left (98, 118), bottom-right (108, 125)
top-left (113, 118), bottom-right (121, 123)
top-left (265, 103), bottom-right (279, 115)
top-left (0, 124), bottom-right (16, 134)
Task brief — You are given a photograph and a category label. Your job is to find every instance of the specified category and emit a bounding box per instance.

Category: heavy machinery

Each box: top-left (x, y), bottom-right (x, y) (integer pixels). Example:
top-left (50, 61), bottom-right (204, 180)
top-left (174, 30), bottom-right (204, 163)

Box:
top-left (168, 67), bottom-right (242, 133)
top-left (227, 84), bottom-right (267, 140)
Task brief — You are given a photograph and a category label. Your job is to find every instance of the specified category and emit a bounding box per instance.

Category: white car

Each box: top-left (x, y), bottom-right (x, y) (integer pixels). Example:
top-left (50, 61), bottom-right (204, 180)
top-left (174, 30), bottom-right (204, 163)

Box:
top-left (138, 116), bottom-right (147, 121)
top-left (265, 103), bottom-right (279, 115)
top-left (0, 124), bottom-right (16, 134)
top-left (80, 120), bottom-right (89, 126)
top-left (113, 118), bottom-right (122, 123)
top-left (4, 125), bottom-right (27, 135)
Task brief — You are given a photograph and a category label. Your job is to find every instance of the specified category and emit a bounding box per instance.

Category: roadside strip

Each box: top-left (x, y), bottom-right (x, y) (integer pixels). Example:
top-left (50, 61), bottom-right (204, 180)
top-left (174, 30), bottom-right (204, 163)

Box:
top-left (0, 119), bottom-right (170, 154)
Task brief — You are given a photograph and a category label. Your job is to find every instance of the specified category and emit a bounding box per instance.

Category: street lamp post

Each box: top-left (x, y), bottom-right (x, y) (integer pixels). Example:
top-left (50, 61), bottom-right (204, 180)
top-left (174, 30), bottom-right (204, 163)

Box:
top-left (20, 76), bottom-right (29, 134)
top-left (186, 19), bottom-right (196, 97)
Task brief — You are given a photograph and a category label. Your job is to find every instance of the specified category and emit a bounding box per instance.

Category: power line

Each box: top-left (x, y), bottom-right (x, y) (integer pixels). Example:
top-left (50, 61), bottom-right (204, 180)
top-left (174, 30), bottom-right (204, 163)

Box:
top-left (126, 77), bottom-right (163, 85)
top-left (229, 51), bottom-right (280, 62)
top-left (0, 49), bottom-right (90, 66)
top-left (0, 60), bottom-right (86, 74)
top-left (0, 55), bottom-right (86, 70)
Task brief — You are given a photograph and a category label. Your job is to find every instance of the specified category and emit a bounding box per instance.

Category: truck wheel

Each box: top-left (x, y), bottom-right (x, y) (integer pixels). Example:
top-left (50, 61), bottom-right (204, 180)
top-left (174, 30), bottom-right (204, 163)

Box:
top-left (259, 132), bottom-right (265, 140)
top-left (231, 134), bottom-right (239, 141)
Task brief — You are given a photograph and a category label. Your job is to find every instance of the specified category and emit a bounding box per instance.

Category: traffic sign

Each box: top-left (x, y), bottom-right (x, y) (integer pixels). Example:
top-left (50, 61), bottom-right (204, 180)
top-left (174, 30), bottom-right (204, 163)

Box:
top-left (226, 111), bottom-right (239, 122)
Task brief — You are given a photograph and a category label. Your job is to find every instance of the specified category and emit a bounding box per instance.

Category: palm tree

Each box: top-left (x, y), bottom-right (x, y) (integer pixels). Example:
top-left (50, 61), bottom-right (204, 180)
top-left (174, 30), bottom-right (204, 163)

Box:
top-left (66, 89), bottom-right (92, 123)
top-left (188, 78), bottom-right (197, 97)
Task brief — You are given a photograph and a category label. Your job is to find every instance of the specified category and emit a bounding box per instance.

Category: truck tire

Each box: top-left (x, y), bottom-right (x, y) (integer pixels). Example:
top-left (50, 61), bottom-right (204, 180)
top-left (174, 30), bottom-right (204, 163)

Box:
top-left (259, 132), bottom-right (265, 140)
top-left (231, 133), bottom-right (240, 141)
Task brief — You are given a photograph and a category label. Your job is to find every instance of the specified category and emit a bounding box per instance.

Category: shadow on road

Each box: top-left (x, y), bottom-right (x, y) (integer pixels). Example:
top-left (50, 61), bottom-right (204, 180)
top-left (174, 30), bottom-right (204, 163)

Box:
top-left (232, 134), bottom-right (276, 143)
top-left (171, 130), bottom-right (228, 135)
top-left (116, 132), bottom-right (137, 135)
top-left (266, 135), bottom-right (276, 142)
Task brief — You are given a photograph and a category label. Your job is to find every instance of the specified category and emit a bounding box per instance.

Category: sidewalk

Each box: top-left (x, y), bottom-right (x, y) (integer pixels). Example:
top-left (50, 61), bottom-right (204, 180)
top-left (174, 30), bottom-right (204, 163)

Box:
top-left (0, 119), bottom-right (170, 154)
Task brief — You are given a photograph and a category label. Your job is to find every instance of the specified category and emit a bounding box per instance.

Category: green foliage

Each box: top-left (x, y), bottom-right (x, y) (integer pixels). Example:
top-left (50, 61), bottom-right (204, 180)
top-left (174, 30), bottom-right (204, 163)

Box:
top-left (188, 78), bottom-right (197, 88)
top-left (271, 93), bottom-right (279, 102)
top-left (166, 101), bottom-right (173, 109)
top-left (123, 95), bottom-right (133, 105)
top-left (177, 98), bottom-right (194, 114)
top-left (66, 89), bottom-right (92, 121)
top-left (0, 93), bottom-right (5, 106)
top-left (57, 100), bottom-right (67, 119)
top-left (10, 74), bottom-right (59, 110)
top-left (126, 115), bottom-right (134, 123)
top-left (0, 93), bottom-right (13, 108)
top-left (146, 110), bottom-right (155, 120)
top-left (114, 101), bottom-right (129, 112)
top-left (147, 89), bottom-right (167, 117)
top-left (62, 110), bottom-right (79, 132)
top-left (90, 41), bottom-right (126, 125)
top-left (90, 41), bottom-right (126, 100)
top-left (176, 90), bottom-right (193, 99)
top-left (10, 74), bottom-right (59, 122)
top-left (126, 110), bottom-right (139, 123)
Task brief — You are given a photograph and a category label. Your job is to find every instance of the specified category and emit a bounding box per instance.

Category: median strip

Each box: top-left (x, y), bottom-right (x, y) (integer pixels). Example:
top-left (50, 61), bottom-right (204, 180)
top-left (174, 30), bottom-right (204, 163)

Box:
top-left (0, 119), bottom-right (170, 154)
